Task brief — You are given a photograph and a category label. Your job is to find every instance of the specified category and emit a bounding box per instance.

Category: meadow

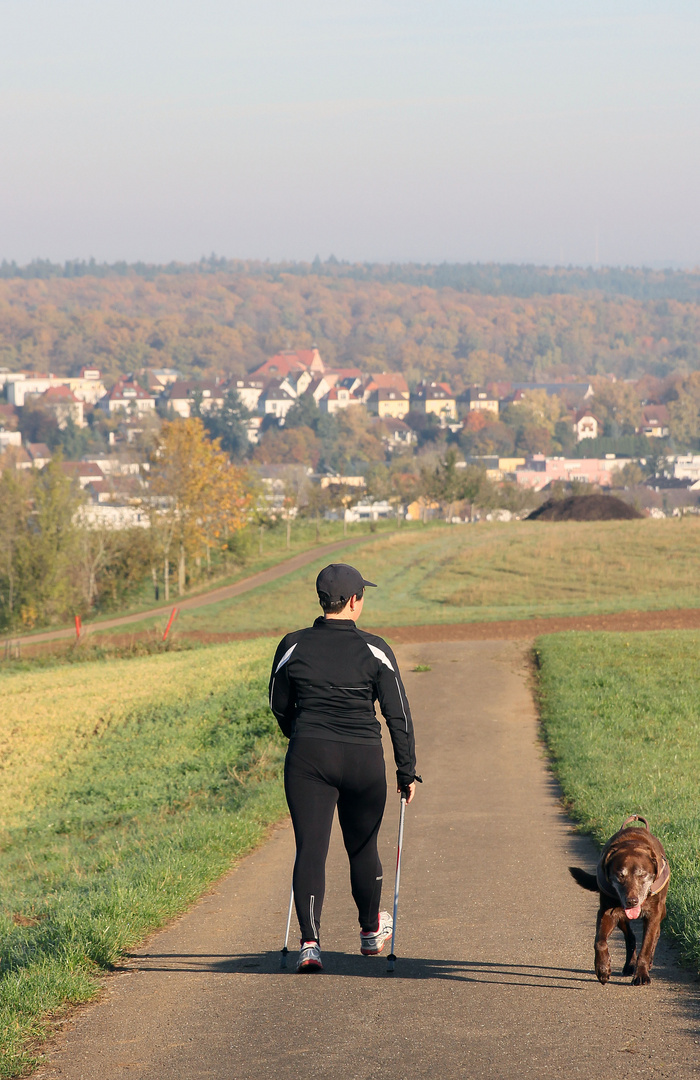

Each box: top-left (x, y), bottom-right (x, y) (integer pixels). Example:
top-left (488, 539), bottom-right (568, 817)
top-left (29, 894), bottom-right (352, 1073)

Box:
top-left (536, 629), bottom-right (700, 971)
top-left (0, 640), bottom-right (283, 1078)
top-left (161, 517), bottom-right (700, 638)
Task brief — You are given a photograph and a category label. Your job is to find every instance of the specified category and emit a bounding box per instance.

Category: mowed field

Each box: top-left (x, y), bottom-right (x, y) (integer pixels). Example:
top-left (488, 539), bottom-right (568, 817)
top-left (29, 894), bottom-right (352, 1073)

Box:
top-left (537, 629), bottom-right (700, 971)
top-left (0, 641), bottom-right (284, 1079)
top-left (166, 517), bottom-right (700, 637)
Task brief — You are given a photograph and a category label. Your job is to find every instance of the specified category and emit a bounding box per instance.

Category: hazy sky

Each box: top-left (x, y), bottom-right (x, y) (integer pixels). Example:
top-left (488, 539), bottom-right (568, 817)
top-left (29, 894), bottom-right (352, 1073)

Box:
top-left (1, 0), bottom-right (699, 266)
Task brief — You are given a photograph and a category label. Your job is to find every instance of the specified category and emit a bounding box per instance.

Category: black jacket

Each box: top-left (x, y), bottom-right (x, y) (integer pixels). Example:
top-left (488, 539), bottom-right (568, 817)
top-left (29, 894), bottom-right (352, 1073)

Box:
top-left (269, 616), bottom-right (417, 787)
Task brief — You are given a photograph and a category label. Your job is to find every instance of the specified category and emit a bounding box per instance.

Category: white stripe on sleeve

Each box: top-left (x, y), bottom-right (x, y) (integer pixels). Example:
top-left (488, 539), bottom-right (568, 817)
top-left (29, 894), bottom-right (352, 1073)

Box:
top-left (274, 642), bottom-right (297, 674)
top-left (367, 642), bottom-right (395, 671)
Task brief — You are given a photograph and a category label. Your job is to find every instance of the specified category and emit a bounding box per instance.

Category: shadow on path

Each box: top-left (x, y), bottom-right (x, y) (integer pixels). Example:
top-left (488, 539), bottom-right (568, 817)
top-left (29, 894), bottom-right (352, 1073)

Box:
top-left (121, 951), bottom-right (620, 989)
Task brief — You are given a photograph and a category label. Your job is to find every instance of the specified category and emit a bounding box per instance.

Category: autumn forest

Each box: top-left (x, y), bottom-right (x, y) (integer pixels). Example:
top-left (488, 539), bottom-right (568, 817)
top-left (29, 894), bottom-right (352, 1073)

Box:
top-left (1, 259), bottom-right (700, 387)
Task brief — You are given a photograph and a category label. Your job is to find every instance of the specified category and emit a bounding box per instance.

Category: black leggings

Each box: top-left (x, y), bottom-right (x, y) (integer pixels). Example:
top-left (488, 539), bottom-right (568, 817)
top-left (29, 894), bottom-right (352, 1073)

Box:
top-left (284, 737), bottom-right (387, 944)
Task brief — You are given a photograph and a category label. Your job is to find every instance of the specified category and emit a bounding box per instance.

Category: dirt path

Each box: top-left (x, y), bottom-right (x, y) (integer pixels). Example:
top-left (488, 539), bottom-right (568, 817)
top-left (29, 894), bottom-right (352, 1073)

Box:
top-left (37, 641), bottom-right (699, 1080)
top-left (9, 535), bottom-right (371, 647)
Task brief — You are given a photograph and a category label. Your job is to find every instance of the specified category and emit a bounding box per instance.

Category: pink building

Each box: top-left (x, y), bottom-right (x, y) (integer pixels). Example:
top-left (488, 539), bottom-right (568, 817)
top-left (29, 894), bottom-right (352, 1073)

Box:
top-left (514, 455), bottom-right (625, 491)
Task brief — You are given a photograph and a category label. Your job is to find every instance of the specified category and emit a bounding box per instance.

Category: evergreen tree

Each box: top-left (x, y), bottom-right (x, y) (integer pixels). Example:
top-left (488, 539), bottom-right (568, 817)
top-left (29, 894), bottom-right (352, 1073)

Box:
top-left (203, 389), bottom-right (250, 461)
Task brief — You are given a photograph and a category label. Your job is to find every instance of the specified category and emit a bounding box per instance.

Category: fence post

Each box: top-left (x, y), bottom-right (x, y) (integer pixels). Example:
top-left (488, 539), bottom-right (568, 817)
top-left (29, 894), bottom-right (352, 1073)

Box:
top-left (162, 606), bottom-right (179, 642)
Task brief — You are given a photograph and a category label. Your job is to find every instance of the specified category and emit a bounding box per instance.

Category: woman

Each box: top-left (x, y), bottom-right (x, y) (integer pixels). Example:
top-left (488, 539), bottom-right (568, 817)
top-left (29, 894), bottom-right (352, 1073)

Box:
top-left (269, 562), bottom-right (420, 972)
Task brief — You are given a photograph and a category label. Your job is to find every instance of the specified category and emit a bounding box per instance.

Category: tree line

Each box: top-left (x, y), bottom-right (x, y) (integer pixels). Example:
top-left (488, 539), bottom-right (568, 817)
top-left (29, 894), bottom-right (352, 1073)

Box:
top-left (0, 420), bottom-right (250, 633)
top-left (3, 257), bottom-right (700, 304)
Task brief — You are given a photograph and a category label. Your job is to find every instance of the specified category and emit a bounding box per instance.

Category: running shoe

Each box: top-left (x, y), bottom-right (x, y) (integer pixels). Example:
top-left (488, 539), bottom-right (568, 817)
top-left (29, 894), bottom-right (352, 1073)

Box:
top-left (297, 940), bottom-right (323, 973)
top-left (360, 910), bottom-right (393, 955)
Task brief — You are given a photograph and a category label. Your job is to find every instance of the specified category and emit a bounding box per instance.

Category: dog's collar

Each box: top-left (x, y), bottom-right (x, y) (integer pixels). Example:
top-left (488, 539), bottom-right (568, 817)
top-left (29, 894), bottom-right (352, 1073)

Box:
top-left (596, 856), bottom-right (670, 899)
top-left (596, 815), bottom-right (670, 901)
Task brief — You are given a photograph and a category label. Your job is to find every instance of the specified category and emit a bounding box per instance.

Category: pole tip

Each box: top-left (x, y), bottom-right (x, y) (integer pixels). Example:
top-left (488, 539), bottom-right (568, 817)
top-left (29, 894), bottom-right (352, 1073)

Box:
top-left (280, 947), bottom-right (288, 969)
top-left (386, 954), bottom-right (396, 973)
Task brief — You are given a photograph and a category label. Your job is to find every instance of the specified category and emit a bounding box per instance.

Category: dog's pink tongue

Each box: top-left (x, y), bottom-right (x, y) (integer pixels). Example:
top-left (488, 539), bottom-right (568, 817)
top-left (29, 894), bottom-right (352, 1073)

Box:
top-left (625, 905), bottom-right (641, 920)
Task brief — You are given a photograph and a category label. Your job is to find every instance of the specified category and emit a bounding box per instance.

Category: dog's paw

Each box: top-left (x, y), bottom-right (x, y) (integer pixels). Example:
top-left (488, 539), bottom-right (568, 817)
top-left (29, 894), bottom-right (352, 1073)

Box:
top-left (622, 962), bottom-right (636, 976)
top-left (595, 966), bottom-right (611, 985)
top-left (632, 969), bottom-right (651, 986)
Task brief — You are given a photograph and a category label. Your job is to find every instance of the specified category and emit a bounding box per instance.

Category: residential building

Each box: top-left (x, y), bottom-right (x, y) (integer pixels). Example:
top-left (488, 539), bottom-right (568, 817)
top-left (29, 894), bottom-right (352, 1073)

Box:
top-left (638, 405), bottom-right (670, 439)
top-left (0, 403), bottom-right (17, 428)
top-left (245, 416), bottom-right (263, 443)
top-left (231, 378), bottom-right (266, 412)
top-left (513, 454), bottom-right (626, 491)
top-left (573, 409), bottom-right (599, 442)
top-left (509, 381), bottom-right (594, 404)
top-left (405, 497), bottom-right (441, 522)
top-left (260, 382), bottom-right (296, 420)
top-left (0, 429), bottom-right (22, 451)
top-left (362, 372), bottom-right (410, 402)
top-left (59, 461), bottom-right (106, 488)
top-left (674, 455), bottom-right (700, 482)
top-left (460, 387), bottom-right (499, 415)
top-left (250, 347), bottom-right (325, 380)
top-left (66, 368), bottom-right (107, 404)
top-left (165, 379), bottom-right (224, 418)
top-left (27, 443), bottom-right (52, 468)
top-left (304, 376), bottom-right (333, 404)
top-left (40, 385), bottom-right (85, 428)
top-left (99, 377), bottom-right (155, 414)
top-left (318, 474), bottom-right (366, 489)
top-left (343, 499), bottom-right (395, 522)
top-left (6, 373), bottom-right (66, 406)
top-left (375, 417), bottom-right (416, 450)
top-left (324, 368), bottom-right (364, 393)
top-left (319, 385), bottom-right (363, 413)
top-left (75, 504), bottom-right (150, 529)
top-left (411, 382), bottom-right (458, 422)
top-left (366, 387), bottom-right (410, 419)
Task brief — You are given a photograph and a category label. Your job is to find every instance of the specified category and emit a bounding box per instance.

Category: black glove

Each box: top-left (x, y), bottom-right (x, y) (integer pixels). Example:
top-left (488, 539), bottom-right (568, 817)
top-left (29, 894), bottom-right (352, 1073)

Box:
top-left (397, 773), bottom-right (423, 793)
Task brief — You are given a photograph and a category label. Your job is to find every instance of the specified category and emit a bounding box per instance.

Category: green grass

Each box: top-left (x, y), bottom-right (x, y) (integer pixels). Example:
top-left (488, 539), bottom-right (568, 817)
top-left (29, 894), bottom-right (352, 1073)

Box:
top-left (0, 639), bottom-right (284, 1078)
top-left (151, 518), bottom-right (700, 638)
top-left (536, 629), bottom-right (700, 970)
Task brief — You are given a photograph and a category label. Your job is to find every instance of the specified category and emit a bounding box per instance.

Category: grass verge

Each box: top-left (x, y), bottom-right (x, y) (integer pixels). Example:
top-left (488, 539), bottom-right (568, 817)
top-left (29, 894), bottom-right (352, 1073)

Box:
top-left (536, 629), bottom-right (700, 971)
top-left (0, 638), bottom-right (284, 1078)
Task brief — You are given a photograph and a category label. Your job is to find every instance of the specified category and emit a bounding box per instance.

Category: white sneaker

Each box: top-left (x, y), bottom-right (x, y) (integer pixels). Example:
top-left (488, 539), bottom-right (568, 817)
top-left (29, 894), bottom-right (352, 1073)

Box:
top-left (360, 911), bottom-right (393, 955)
top-left (296, 940), bottom-right (323, 972)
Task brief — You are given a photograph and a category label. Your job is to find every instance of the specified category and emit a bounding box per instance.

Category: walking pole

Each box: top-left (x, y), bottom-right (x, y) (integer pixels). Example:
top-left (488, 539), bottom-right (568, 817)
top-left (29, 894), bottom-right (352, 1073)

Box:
top-left (386, 793), bottom-right (407, 973)
top-left (280, 880), bottom-right (295, 968)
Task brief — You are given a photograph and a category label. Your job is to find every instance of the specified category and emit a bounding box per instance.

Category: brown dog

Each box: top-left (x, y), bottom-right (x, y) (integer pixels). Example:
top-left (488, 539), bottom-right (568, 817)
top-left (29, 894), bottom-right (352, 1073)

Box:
top-left (569, 815), bottom-right (670, 986)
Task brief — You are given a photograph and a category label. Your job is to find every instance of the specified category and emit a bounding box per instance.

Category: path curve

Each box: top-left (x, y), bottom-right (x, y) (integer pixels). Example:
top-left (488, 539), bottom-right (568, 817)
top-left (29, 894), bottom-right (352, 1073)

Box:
top-left (9, 535), bottom-right (371, 646)
top-left (37, 640), bottom-right (700, 1080)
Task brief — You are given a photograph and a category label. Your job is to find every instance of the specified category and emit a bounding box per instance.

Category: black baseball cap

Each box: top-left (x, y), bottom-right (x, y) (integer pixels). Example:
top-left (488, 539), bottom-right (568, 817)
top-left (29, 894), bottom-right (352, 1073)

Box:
top-left (316, 563), bottom-right (377, 603)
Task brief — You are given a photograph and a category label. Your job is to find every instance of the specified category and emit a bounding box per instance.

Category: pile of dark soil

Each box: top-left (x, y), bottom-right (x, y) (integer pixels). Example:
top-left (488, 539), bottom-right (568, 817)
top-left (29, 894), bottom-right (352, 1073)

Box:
top-left (527, 493), bottom-right (643, 522)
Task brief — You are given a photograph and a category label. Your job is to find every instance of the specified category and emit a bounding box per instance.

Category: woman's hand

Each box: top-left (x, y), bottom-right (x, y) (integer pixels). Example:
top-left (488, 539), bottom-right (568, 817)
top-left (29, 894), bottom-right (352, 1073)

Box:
top-left (397, 781), bottom-right (416, 804)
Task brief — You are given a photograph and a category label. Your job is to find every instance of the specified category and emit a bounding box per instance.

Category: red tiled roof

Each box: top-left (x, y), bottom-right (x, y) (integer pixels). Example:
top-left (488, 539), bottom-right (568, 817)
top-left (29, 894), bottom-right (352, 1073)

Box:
top-left (42, 385), bottom-right (79, 402)
top-left (28, 443), bottom-right (51, 459)
top-left (641, 404), bottom-right (669, 424)
top-left (366, 372), bottom-right (409, 394)
top-left (251, 348), bottom-right (324, 379)
top-left (107, 379), bottom-right (153, 401)
top-left (59, 461), bottom-right (105, 478)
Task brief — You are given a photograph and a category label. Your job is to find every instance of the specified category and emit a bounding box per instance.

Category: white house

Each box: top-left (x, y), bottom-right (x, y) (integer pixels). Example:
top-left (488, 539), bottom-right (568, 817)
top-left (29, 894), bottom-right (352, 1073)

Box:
top-left (99, 378), bottom-right (156, 414)
top-left (573, 409), bottom-right (599, 442)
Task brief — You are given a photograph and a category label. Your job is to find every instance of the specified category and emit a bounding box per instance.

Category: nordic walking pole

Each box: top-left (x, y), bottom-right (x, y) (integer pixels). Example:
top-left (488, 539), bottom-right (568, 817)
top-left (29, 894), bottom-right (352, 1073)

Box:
top-left (386, 793), bottom-right (407, 973)
top-left (280, 879), bottom-right (295, 968)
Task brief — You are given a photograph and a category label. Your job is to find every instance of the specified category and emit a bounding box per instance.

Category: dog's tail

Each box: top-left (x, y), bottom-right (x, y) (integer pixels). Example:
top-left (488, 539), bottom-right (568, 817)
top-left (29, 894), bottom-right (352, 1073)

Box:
top-left (569, 866), bottom-right (598, 891)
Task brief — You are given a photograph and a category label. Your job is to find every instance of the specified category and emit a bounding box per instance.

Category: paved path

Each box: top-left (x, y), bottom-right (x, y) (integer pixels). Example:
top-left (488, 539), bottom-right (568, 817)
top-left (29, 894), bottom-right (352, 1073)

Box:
top-left (38, 641), bottom-right (700, 1079)
top-left (10, 535), bottom-right (370, 646)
